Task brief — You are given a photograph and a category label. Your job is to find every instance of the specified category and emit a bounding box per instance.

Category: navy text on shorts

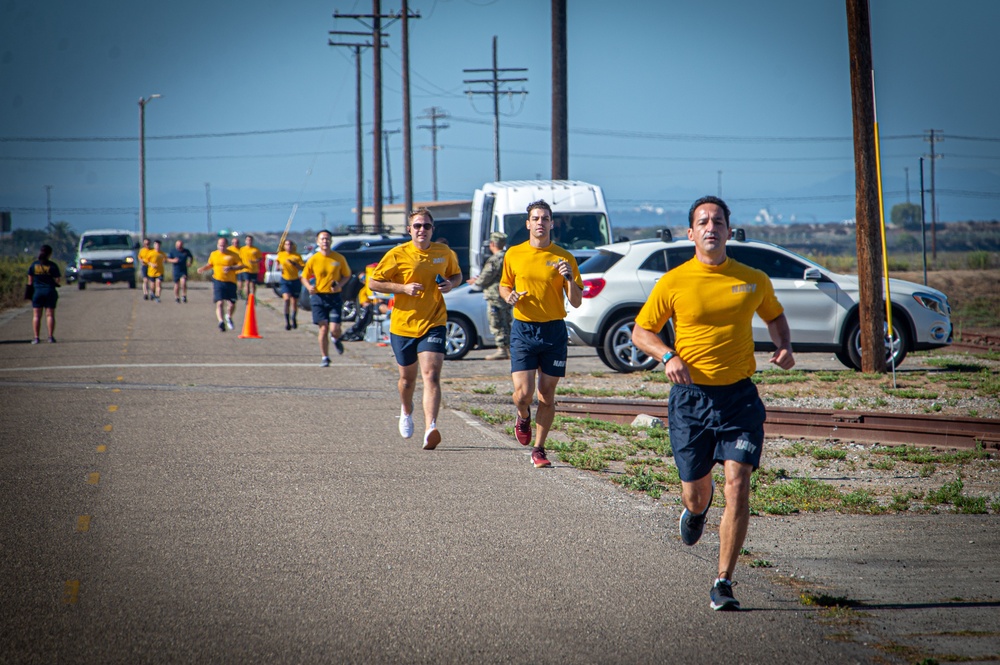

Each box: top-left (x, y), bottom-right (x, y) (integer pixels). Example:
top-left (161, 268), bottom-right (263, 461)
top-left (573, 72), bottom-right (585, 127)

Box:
top-left (668, 378), bottom-right (766, 482)
top-left (390, 325), bottom-right (447, 367)
top-left (510, 319), bottom-right (568, 377)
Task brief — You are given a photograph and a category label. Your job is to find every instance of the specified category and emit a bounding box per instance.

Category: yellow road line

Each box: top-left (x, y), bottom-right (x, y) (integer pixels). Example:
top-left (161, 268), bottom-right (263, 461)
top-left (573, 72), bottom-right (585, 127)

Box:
top-left (64, 580), bottom-right (80, 604)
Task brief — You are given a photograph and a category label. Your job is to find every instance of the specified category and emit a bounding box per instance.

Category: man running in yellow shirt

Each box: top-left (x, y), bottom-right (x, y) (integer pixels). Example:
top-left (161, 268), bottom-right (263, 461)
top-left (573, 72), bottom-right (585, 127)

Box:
top-left (631, 195), bottom-right (794, 611)
top-left (146, 239), bottom-right (167, 302)
top-left (301, 230), bottom-right (352, 366)
top-left (238, 235), bottom-right (263, 300)
top-left (276, 239), bottom-right (304, 330)
top-left (369, 209), bottom-right (461, 450)
top-left (137, 237), bottom-right (153, 300)
top-left (197, 236), bottom-right (247, 332)
top-left (499, 199), bottom-right (583, 468)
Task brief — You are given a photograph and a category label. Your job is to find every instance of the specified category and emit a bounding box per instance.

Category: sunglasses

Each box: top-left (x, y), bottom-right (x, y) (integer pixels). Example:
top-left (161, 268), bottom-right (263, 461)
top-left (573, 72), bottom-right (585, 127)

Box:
top-left (411, 223), bottom-right (434, 231)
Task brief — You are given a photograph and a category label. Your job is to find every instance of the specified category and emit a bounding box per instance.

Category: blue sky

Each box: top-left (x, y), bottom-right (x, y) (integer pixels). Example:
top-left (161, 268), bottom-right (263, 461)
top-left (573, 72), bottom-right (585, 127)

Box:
top-left (1, 0), bottom-right (998, 235)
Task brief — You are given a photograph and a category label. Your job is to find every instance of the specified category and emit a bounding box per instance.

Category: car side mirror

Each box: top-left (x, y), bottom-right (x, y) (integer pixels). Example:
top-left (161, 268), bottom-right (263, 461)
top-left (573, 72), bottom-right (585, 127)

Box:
top-left (803, 268), bottom-right (822, 281)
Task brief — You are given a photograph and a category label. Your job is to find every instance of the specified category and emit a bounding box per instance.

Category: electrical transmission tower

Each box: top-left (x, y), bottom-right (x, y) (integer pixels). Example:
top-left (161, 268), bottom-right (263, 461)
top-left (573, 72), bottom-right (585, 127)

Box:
top-left (463, 36), bottom-right (527, 181)
top-left (419, 107), bottom-right (449, 201)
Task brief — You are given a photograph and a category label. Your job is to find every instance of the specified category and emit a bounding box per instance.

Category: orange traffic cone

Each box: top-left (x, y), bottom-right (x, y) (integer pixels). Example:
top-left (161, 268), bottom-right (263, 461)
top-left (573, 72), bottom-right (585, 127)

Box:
top-left (239, 293), bottom-right (262, 339)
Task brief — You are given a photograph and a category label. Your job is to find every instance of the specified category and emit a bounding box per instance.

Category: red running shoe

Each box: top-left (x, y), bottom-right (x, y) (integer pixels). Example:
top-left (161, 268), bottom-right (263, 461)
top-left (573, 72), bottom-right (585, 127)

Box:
top-left (531, 448), bottom-right (552, 468)
top-left (514, 415), bottom-right (532, 446)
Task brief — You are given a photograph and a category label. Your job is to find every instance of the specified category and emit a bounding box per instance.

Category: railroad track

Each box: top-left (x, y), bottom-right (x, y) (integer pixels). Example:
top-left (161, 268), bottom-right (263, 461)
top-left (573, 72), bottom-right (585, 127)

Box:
top-left (950, 331), bottom-right (1000, 354)
top-left (555, 397), bottom-right (1000, 451)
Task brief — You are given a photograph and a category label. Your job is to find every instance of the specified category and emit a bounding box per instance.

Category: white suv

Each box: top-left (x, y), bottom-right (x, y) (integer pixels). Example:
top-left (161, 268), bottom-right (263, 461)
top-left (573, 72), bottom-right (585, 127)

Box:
top-left (565, 233), bottom-right (953, 373)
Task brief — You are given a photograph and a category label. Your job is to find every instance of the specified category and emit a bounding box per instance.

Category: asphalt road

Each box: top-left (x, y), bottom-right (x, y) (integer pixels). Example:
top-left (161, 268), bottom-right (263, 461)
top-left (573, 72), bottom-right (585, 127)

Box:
top-left (0, 283), bottom-right (994, 664)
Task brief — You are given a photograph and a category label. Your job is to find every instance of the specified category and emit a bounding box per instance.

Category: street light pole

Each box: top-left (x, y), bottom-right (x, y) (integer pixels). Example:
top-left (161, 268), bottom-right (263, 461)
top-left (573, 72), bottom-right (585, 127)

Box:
top-left (138, 94), bottom-right (161, 241)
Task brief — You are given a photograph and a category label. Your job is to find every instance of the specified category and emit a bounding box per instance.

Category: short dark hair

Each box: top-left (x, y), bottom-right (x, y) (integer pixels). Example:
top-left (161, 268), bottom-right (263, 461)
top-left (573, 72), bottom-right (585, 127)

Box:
top-left (526, 199), bottom-right (552, 216)
top-left (688, 196), bottom-right (731, 228)
top-left (38, 244), bottom-right (53, 261)
top-left (316, 229), bottom-right (333, 239)
top-left (408, 208), bottom-right (434, 224)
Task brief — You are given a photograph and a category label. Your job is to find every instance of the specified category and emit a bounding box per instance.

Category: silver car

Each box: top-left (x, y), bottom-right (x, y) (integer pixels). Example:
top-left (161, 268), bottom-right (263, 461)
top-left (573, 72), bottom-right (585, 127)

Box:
top-left (565, 234), bottom-right (953, 373)
top-left (442, 284), bottom-right (496, 360)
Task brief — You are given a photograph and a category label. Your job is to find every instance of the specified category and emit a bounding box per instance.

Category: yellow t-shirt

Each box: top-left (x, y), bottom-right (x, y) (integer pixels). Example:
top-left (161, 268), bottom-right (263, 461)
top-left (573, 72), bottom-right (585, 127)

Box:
top-left (239, 246), bottom-right (262, 275)
top-left (276, 250), bottom-right (304, 280)
top-left (302, 251), bottom-right (352, 294)
top-left (138, 247), bottom-right (153, 267)
top-left (500, 241), bottom-right (582, 323)
top-left (634, 257), bottom-right (784, 386)
top-left (207, 248), bottom-right (244, 284)
top-left (146, 250), bottom-right (166, 278)
top-left (372, 242), bottom-right (460, 337)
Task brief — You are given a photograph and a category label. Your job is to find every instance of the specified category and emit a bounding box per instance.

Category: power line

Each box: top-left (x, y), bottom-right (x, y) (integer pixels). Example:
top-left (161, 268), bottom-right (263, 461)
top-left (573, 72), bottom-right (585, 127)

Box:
top-left (4, 123), bottom-right (995, 145)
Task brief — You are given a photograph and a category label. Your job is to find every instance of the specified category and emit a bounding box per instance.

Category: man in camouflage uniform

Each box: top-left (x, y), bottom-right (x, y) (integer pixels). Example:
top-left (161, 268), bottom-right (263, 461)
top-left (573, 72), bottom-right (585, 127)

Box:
top-left (469, 231), bottom-right (512, 360)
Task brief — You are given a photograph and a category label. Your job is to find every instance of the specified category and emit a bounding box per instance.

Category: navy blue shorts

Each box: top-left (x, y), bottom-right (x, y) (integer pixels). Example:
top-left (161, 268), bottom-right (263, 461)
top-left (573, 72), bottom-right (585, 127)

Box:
top-left (280, 278), bottom-right (301, 298)
top-left (668, 378), bottom-right (767, 482)
top-left (238, 272), bottom-right (258, 284)
top-left (32, 288), bottom-right (58, 309)
top-left (213, 280), bottom-right (237, 303)
top-left (172, 269), bottom-right (188, 282)
top-left (390, 326), bottom-right (447, 367)
top-left (141, 266), bottom-right (148, 278)
top-left (510, 319), bottom-right (568, 377)
top-left (310, 293), bottom-right (342, 325)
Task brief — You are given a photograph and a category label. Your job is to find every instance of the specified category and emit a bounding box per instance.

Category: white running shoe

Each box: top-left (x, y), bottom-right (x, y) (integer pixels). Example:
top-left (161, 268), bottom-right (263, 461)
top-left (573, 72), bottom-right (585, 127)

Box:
top-left (398, 408), bottom-right (414, 439)
top-left (423, 427), bottom-right (441, 451)
top-left (226, 317), bottom-right (234, 330)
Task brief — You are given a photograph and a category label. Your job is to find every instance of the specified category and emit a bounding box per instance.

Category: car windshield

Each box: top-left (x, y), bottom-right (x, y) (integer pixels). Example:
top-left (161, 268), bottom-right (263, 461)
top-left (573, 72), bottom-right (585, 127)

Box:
top-left (502, 212), bottom-right (611, 250)
top-left (81, 234), bottom-right (132, 250)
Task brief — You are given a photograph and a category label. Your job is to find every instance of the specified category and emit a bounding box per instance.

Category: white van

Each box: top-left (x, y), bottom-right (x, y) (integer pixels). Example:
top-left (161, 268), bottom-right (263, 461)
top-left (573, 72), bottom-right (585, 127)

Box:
top-left (76, 229), bottom-right (137, 289)
top-left (468, 180), bottom-right (615, 278)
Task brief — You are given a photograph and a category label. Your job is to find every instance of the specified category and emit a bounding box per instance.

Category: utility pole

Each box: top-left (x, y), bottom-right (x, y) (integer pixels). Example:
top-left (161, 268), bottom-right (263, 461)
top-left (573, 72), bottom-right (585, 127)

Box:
top-left (204, 182), bottom-right (212, 234)
top-left (464, 36), bottom-right (528, 182)
top-left (334, 2), bottom-right (399, 233)
top-left (329, 30), bottom-right (373, 233)
top-left (419, 107), bottom-right (449, 201)
top-left (138, 94), bottom-right (161, 241)
top-left (44, 185), bottom-right (52, 227)
top-left (904, 166), bottom-right (910, 203)
top-left (925, 129), bottom-right (943, 261)
top-left (376, 129), bottom-right (401, 204)
top-left (397, 0), bottom-right (420, 217)
top-left (551, 0), bottom-right (568, 180)
top-left (919, 157), bottom-right (928, 286)
top-left (845, 0), bottom-right (887, 374)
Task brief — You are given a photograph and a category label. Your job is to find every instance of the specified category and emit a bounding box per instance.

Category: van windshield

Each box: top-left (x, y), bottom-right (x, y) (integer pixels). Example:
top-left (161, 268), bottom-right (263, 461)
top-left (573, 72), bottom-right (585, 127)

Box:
top-left (502, 212), bottom-right (611, 250)
top-left (81, 234), bottom-right (132, 251)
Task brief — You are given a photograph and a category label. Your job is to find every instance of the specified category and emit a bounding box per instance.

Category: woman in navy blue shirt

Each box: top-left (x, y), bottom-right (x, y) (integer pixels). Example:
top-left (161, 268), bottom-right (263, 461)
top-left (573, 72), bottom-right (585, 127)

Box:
top-left (27, 244), bottom-right (61, 344)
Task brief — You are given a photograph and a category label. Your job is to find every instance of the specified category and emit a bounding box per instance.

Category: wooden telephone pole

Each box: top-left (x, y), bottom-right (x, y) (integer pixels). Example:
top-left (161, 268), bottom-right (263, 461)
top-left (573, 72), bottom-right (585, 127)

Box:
top-left (845, 0), bottom-right (887, 373)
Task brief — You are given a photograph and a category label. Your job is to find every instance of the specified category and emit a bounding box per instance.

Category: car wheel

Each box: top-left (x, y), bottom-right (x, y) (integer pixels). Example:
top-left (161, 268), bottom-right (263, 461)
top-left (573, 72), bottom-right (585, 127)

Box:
top-left (78, 281), bottom-right (86, 290)
top-left (128, 279), bottom-right (135, 289)
top-left (298, 296), bottom-right (312, 312)
top-left (842, 318), bottom-right (909, 371)
top-left (341, 299), bottom-right (358, 322)
top-left (600, 313), bottom-right (660, 373)
top-left (445, 315), bottom-right (474, 360)
top-left (271, 285), bottom-right (282, 298)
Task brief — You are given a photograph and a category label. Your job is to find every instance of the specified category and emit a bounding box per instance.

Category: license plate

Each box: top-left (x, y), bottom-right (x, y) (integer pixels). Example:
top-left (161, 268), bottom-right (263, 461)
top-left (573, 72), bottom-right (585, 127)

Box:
top-left (102, 272), bottom-right (114, 280)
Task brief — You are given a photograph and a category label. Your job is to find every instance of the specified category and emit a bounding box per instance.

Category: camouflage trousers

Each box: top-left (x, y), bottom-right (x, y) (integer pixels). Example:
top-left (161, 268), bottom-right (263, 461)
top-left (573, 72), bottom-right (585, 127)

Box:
top-left (486, 298), bottom-right (512, 348)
